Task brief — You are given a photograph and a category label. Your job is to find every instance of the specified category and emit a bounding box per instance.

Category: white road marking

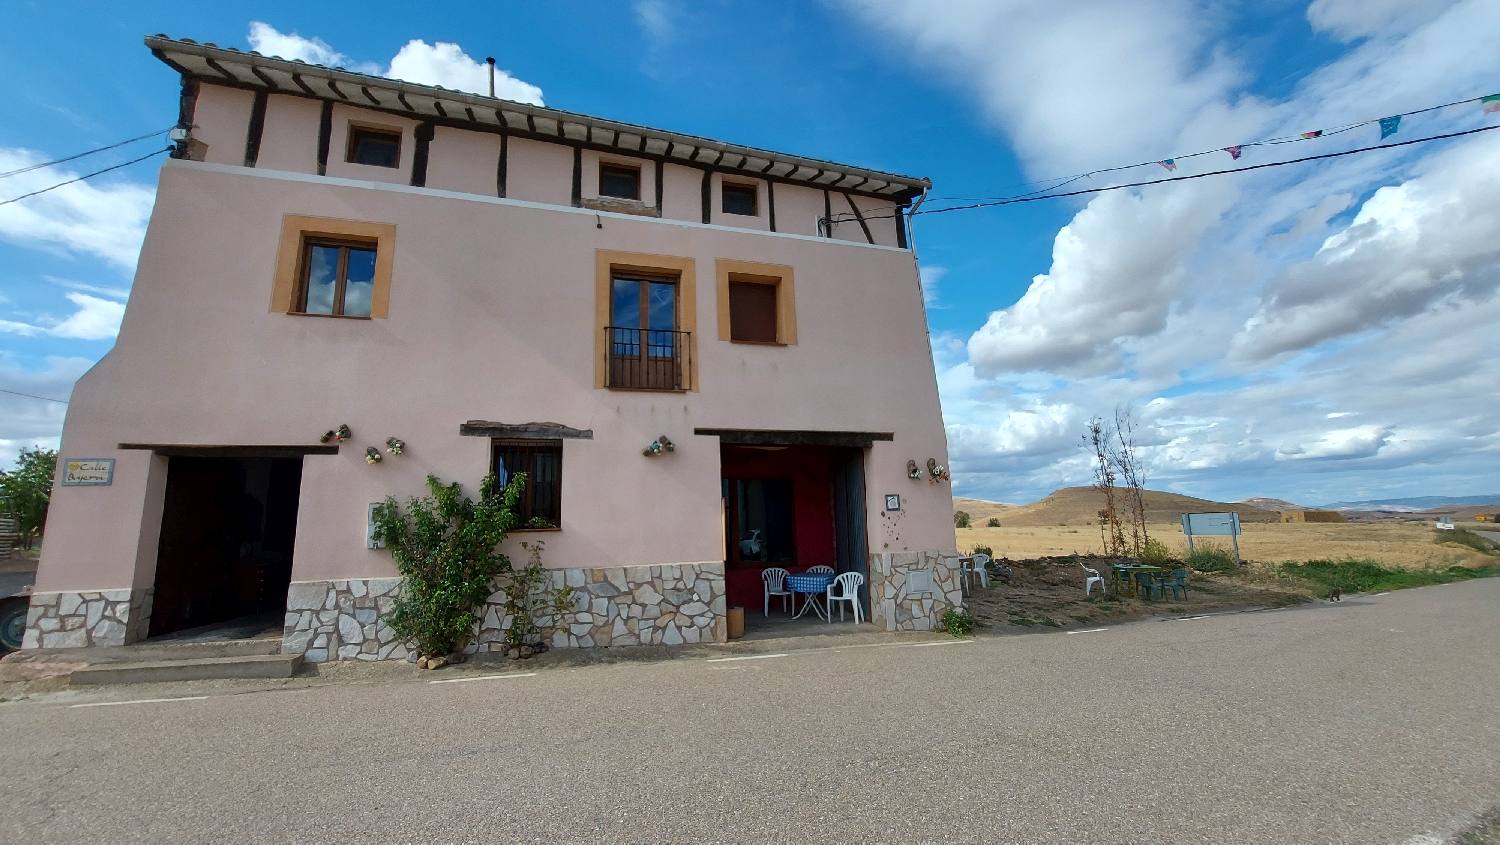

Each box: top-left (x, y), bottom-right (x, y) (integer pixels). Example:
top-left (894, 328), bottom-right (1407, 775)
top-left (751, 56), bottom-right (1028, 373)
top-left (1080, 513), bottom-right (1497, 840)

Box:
top-left (901, 639), bottom-right (973, 647)
top-left (1180, 615), bottom-right (1211, 621)
top-left (1066, 628), bottom-right (1109, 635)
top-left (706, 653), bottom-right (788, 663)
top-left (70, 696), bottom-right (208, 708)
top-left (429, 672), bottom-right (537, 685)
top-left (1372, 592), bottom-right (1391, 596)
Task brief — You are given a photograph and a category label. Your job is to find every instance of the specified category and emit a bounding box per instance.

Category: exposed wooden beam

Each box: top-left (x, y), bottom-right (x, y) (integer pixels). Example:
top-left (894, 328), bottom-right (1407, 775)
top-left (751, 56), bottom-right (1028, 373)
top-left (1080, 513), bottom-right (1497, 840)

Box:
top-left (459, 422), bottom-right (594, 439)
top-left (842, 192), bottom-right (874, 244)
top-left (693, 429), bottom-right (893, 448)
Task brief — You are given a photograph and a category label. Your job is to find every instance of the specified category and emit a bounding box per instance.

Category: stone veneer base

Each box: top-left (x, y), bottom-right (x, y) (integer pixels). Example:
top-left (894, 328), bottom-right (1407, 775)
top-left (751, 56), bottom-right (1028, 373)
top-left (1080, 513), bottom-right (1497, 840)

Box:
top-left (868, 550), bottom-right (963, 632)
top-left (21, 588), bottom-right (153, 649)
top-left (281, 561), bottom-right (727, 663)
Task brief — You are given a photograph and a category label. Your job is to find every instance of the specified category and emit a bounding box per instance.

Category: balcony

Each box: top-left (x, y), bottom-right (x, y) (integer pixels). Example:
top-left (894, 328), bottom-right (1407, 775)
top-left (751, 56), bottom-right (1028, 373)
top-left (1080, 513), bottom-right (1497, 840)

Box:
top-left (606, 326), bottom-right (690, 391)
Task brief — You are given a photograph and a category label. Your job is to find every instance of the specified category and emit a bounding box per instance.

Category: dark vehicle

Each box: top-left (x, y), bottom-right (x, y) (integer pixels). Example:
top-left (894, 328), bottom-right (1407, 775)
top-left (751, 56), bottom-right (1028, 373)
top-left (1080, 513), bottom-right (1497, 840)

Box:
top-left (1, 582), bottom-right (31, 652)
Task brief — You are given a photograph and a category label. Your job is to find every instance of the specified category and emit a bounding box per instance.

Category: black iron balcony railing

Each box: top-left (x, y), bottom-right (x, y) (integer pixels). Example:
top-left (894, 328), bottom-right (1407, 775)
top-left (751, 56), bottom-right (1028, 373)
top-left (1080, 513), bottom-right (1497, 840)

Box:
top-left (605, 326), bottom-right (690, 391)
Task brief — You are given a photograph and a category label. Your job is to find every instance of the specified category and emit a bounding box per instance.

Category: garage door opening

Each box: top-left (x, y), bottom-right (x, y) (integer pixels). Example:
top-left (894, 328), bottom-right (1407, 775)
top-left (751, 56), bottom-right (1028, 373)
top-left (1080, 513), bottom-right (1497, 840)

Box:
top-left (149, 456), bottom-right (303, 638)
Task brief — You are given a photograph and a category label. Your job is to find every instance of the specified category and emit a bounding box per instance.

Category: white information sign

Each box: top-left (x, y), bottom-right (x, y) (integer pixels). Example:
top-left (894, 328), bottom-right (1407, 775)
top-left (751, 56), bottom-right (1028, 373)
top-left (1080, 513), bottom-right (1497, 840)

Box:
top-left (61, 458), bottom-right (114, 486)
top-left (1181, 511), bottom-right (1242, 564)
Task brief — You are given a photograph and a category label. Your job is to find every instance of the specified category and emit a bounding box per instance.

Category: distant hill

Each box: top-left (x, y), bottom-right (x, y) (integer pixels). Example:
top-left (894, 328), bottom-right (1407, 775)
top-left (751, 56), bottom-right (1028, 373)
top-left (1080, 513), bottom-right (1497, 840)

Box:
top-left (1320, 494), bottom-right (1500, 512)
top-left (952, 497), bottom-right (1019, 524)
top-left (1239, 497), bottom-right (1306, 512)
top-left (968, 487), bottom-right (1280, 527)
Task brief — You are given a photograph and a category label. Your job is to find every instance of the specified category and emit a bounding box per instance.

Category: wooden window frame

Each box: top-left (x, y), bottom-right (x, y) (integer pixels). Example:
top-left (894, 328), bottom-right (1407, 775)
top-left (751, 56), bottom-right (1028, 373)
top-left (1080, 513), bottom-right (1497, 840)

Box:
top-left (492, 439), bottom-right (563, 530)
top-left (594, 251), bottom-right (698, 391)
top-left (345, 123), bottom-right (403, 169)
top-left (271, 216), bottom-right (396, 319)
top-left (292, 237), bottom-right (379, 318)
top-left (716, 259), bottom-right (796, 346)
top-left (721, 181), bottom-right (758, 217)
top-left (599, 162), bottom-right (642, 201)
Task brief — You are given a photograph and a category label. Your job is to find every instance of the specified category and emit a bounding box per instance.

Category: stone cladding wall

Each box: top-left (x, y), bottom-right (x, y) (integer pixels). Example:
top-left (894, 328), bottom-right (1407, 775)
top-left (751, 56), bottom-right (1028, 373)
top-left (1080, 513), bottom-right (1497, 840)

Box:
top-left (867, 550), bottom-right (963, 632)
top-left (280, 561), bottom-right (727, 663)
top-left (281, 578), bottom-right (407, 663)
top-left (21, 588), bottom-right (153, 649)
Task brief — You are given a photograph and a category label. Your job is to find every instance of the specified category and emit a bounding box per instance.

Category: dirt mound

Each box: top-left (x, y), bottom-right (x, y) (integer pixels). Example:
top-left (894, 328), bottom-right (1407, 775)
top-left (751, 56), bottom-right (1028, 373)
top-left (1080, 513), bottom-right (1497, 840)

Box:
top-left (952, 497), bottom-right (1019, 524)
top-left (984, 487), bottom-right (1280, 528)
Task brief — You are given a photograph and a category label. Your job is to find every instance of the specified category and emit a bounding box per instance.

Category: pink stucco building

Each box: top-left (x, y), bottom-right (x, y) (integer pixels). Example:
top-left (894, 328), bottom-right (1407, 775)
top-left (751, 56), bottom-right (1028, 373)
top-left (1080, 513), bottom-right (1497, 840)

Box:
top-left (25, 36), bottom-right (959, 661)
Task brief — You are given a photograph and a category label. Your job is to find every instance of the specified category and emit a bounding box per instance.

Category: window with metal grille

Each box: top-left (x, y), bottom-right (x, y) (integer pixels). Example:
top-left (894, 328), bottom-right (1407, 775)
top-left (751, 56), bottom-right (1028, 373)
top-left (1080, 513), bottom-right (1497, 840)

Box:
top-left (492, 439), bottom-right (562, 528)
top-left (722, 182), bottom-right (757, 216)
top-left (728, 279), bottom-right (778, 343)
top-left (599, 163), bottom-right (641, 200)
top-left (346, 125), bottom-right (402, 168)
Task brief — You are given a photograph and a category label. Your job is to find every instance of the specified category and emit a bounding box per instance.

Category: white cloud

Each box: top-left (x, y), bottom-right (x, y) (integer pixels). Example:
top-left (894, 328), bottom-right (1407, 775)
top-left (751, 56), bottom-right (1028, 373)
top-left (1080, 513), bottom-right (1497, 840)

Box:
top-left (247, 21), bottom-right (376, 72)
top-left (0, 355), bottom-right (89, 469)
top-left (248, 23), bottom-right (543, 105)
top-left (1306, 0), bottom-right (1460, 41)
top-left (967, 181), bottom-right (1235, 376)
top-left (1276, 425), bottom-right (1390, 461)
top-left (387, 40), bottom-right (543, 105)
top-left (1231, 131), bottom-right (1500, 362)
top-left (919, 265), bottom-right (946, 309)
top-left (635, 0), bottom-right (676, 50)
top-left (0, 148), bottom-right (155, 270)
top-left (49, 293), bottom-right (125, 340)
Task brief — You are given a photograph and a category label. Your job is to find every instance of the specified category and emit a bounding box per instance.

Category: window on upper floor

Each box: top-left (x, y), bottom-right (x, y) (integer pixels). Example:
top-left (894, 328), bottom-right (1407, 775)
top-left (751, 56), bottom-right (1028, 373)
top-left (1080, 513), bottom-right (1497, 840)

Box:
top-left (722, 182), bottom-right (758, 216)
top-left (493, 439), bottom-right (562, 528)
top-left (728, 279), bottom-right (778, 343)
top-left (346, 125), bottom-right (402, 168)
top-left (599, 163), bottom-right (641, 200)
top-left (608, 272), bottom-right (685, 390)
top-left (296, 238), bottom-right (377, 317)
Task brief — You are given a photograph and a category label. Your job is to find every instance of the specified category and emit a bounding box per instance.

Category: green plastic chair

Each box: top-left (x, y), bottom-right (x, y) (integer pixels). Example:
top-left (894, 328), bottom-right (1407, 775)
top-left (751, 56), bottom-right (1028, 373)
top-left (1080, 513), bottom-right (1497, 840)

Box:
top-left (1161, 568), bottom-right (1189, 600)
top-left (1135, 571), bottom-right (1162, 600)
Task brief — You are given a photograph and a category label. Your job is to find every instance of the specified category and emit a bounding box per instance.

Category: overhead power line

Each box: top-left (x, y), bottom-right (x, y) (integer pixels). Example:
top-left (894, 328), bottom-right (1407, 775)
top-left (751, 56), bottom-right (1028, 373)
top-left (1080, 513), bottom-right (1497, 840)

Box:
top-left (0, 387), bottom-right (68, 404)
top-left (832, 123), bottom-right (1500, 224)
top-left (0, 146), bottom-right (170, 208)
top-left (0, 127), bottom-right (173, 180)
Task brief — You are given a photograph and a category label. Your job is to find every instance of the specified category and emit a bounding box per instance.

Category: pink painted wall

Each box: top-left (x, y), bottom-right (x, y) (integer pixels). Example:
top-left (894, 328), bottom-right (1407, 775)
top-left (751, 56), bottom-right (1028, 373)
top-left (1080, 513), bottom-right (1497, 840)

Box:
top-left (580, 150), bottom-right (658, 207)
top-left (707, 174), bottom-right (770, 232)
top-left (660, 163), bottom-right (703, 223)
top-left (504, 136), bottom-right (573, 206)
top-left (253, 94), bottom-right (321, 174)
top-left (192, 85), bottom-right (254, 167)
top-left (425, 126), bottom-right (503, 196)
top-left (324, 106), bottom-right (419, 185)
top-left (772, 183), bottom-right (825, 238)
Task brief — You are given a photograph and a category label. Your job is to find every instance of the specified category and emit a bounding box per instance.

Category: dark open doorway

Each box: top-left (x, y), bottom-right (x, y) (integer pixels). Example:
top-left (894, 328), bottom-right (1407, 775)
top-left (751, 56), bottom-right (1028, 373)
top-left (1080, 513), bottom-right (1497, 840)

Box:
top-left (149, 456), bottom-right (303, 638)
top-left (720, 443), bottom-right (869, 624)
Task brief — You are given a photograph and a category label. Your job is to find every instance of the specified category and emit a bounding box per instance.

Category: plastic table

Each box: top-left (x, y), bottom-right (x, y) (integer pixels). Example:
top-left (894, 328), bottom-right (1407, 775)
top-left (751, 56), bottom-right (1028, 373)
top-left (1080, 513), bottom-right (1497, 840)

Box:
top-left (785, 572), bottom-right (835, 620)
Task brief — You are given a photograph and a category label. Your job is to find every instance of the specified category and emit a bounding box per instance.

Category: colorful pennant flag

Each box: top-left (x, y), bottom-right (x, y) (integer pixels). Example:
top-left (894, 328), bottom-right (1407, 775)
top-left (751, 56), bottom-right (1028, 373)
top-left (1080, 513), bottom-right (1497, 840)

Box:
top-left (1379, 115), bottom-right (1401, 139)
top-left (1484, 95), bottom-right (1500, 114)
top-left (1301, 131), bottom-right (1323, 139)
top-left (1224, 146), bottom-right (1242, 160)
top-left (1158, 159), bottom-right (1177, 171)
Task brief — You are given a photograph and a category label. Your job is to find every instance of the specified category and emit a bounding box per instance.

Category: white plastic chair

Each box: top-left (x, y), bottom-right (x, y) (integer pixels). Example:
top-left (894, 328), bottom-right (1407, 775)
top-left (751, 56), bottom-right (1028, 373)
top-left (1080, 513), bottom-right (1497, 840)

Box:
top-left (806, 565), bottom-right (835, 575)
top-left (1082, 562), bottom-right (1105, 597)
top-left (762, 567), bottom-right (793, 616)
top-left (826, 572), bottom-right (865, 624)
top-left (969, 553), bottom-right (991, 589)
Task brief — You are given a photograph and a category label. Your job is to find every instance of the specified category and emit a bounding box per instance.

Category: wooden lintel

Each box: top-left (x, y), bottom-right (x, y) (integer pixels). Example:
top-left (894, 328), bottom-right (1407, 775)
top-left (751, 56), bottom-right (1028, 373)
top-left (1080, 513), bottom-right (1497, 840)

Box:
top-left (460, 422), bottom-right (594, 440)
top-left (118, 443), bottom-right (340, 458)
top-left (693, 429), bottom-right (893, 448)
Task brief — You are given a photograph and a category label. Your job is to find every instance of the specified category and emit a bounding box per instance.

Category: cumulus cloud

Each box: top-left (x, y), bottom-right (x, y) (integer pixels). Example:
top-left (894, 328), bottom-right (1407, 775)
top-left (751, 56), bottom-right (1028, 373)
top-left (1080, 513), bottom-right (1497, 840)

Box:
top-left (967, 181), bottom-right (1235, 376)
top-left (0, 148), bottom-right (155, 270)
top-left (49, 293), bottom-right (126, 340)
top-left (1306, 0), bottom-right (1460, 41)
top-left (1231, 132), bottom-right (1500, 362)
top-left (248, 23), bottom-right (543, 105)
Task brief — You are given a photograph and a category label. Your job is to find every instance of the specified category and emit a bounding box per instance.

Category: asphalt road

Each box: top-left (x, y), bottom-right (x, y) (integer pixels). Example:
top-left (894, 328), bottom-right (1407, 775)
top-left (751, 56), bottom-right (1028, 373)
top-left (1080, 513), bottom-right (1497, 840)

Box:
top-left (1, 578), bottom-right (1497, 843)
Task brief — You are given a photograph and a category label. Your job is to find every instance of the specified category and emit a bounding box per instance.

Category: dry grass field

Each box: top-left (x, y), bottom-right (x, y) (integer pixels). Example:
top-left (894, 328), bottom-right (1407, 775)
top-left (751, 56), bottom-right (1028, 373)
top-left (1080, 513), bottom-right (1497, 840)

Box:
top-left (956, 521), bottom-right (1497, 569)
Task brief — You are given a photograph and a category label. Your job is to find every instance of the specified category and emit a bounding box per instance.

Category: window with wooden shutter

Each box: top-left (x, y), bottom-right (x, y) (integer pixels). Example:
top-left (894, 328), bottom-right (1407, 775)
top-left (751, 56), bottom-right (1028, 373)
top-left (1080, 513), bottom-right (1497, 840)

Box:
top-left (728, 280), bottom-right (779, 343)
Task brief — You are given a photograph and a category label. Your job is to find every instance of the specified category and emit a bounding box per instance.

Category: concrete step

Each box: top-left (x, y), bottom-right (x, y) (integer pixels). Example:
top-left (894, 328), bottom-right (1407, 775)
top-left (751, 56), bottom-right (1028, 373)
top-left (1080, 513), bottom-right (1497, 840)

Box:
top-left (69, 653), bottom-right (303, 685)
top-left (22, 637), bottom-right (283, 664)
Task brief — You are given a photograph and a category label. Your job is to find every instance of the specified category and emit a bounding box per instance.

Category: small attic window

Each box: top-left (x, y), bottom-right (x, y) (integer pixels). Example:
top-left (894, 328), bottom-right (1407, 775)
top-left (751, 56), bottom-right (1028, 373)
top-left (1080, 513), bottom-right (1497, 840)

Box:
top-left (600, 163), bottom-right (641, 200)
top-left (346, 125), bottom-right (402, 168)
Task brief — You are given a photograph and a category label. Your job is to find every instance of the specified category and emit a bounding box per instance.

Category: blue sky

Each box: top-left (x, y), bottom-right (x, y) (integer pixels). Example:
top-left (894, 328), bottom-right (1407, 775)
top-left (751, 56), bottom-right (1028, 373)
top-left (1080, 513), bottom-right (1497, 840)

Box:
top-left (1, 1), bottom-right (1497, 506)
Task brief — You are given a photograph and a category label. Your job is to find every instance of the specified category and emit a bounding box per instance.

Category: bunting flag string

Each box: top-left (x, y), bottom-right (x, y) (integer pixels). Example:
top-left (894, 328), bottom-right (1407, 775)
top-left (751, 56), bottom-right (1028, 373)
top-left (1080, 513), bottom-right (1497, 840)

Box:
top-left (920, 90), bottom-right (1500, 207)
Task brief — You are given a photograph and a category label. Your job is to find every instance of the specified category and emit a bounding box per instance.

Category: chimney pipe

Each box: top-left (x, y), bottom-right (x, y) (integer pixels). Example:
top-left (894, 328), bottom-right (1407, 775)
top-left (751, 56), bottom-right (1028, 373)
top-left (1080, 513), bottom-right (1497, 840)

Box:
top-left (486, 57), bottom-right (496, 98)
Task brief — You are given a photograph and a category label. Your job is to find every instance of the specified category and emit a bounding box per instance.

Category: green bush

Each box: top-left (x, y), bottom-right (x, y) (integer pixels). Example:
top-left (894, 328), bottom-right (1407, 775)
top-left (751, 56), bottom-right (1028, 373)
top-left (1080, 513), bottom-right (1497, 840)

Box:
top-left (1440, 528), bottom-right (1498, 554)
top-left (0, 447), bottom-right (57, 548)
top-left (970, 545), bottom-right (994, 558)
top-left (954, 510), bottom-right (971, 528)
top-left (371, 473), bottom-right (548, 658)
top-left (1186, 540), bottom-right (1236, 572)
top-left (940, 607), bottom-right (973, 637)
top-left (1280, 558), bottom-right (1500, 594)
top-left (986, 517), bottom-right (1001, 527)
top-left (1139, 538), bottom-right (1175, 567)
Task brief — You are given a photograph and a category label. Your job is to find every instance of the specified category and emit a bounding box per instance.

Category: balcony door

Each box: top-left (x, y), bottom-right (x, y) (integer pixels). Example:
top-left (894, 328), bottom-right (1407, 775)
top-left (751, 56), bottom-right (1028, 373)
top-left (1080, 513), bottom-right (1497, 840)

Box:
top-left (609, 273), bottom-right (683, 390)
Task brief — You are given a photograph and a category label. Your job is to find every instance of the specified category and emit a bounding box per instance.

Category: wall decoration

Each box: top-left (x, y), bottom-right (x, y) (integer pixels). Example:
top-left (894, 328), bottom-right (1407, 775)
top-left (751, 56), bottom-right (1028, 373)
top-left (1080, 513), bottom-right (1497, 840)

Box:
top-left (885, 494), bottom-right (901, 511)
top-left (385, 437), bottom-right (405, 455)
top-left (643, 435), bottom-right (675, 457)
top-left (907, 459), bottom-right (921, 480)
top-left (927, 458), bottom-right (949, 484)
top-left (365, 447), bottom-right (383, 464)
top-left (61, 458), bottom-right (114, 486)
top-left (335, 424), bottom-right (352, 442)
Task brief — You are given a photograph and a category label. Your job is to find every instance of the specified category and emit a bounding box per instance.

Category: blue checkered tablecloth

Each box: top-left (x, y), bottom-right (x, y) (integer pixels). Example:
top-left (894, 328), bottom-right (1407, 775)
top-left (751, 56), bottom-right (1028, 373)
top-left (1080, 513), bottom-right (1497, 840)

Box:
top-left (785, 573), bottom-right (835, 594)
